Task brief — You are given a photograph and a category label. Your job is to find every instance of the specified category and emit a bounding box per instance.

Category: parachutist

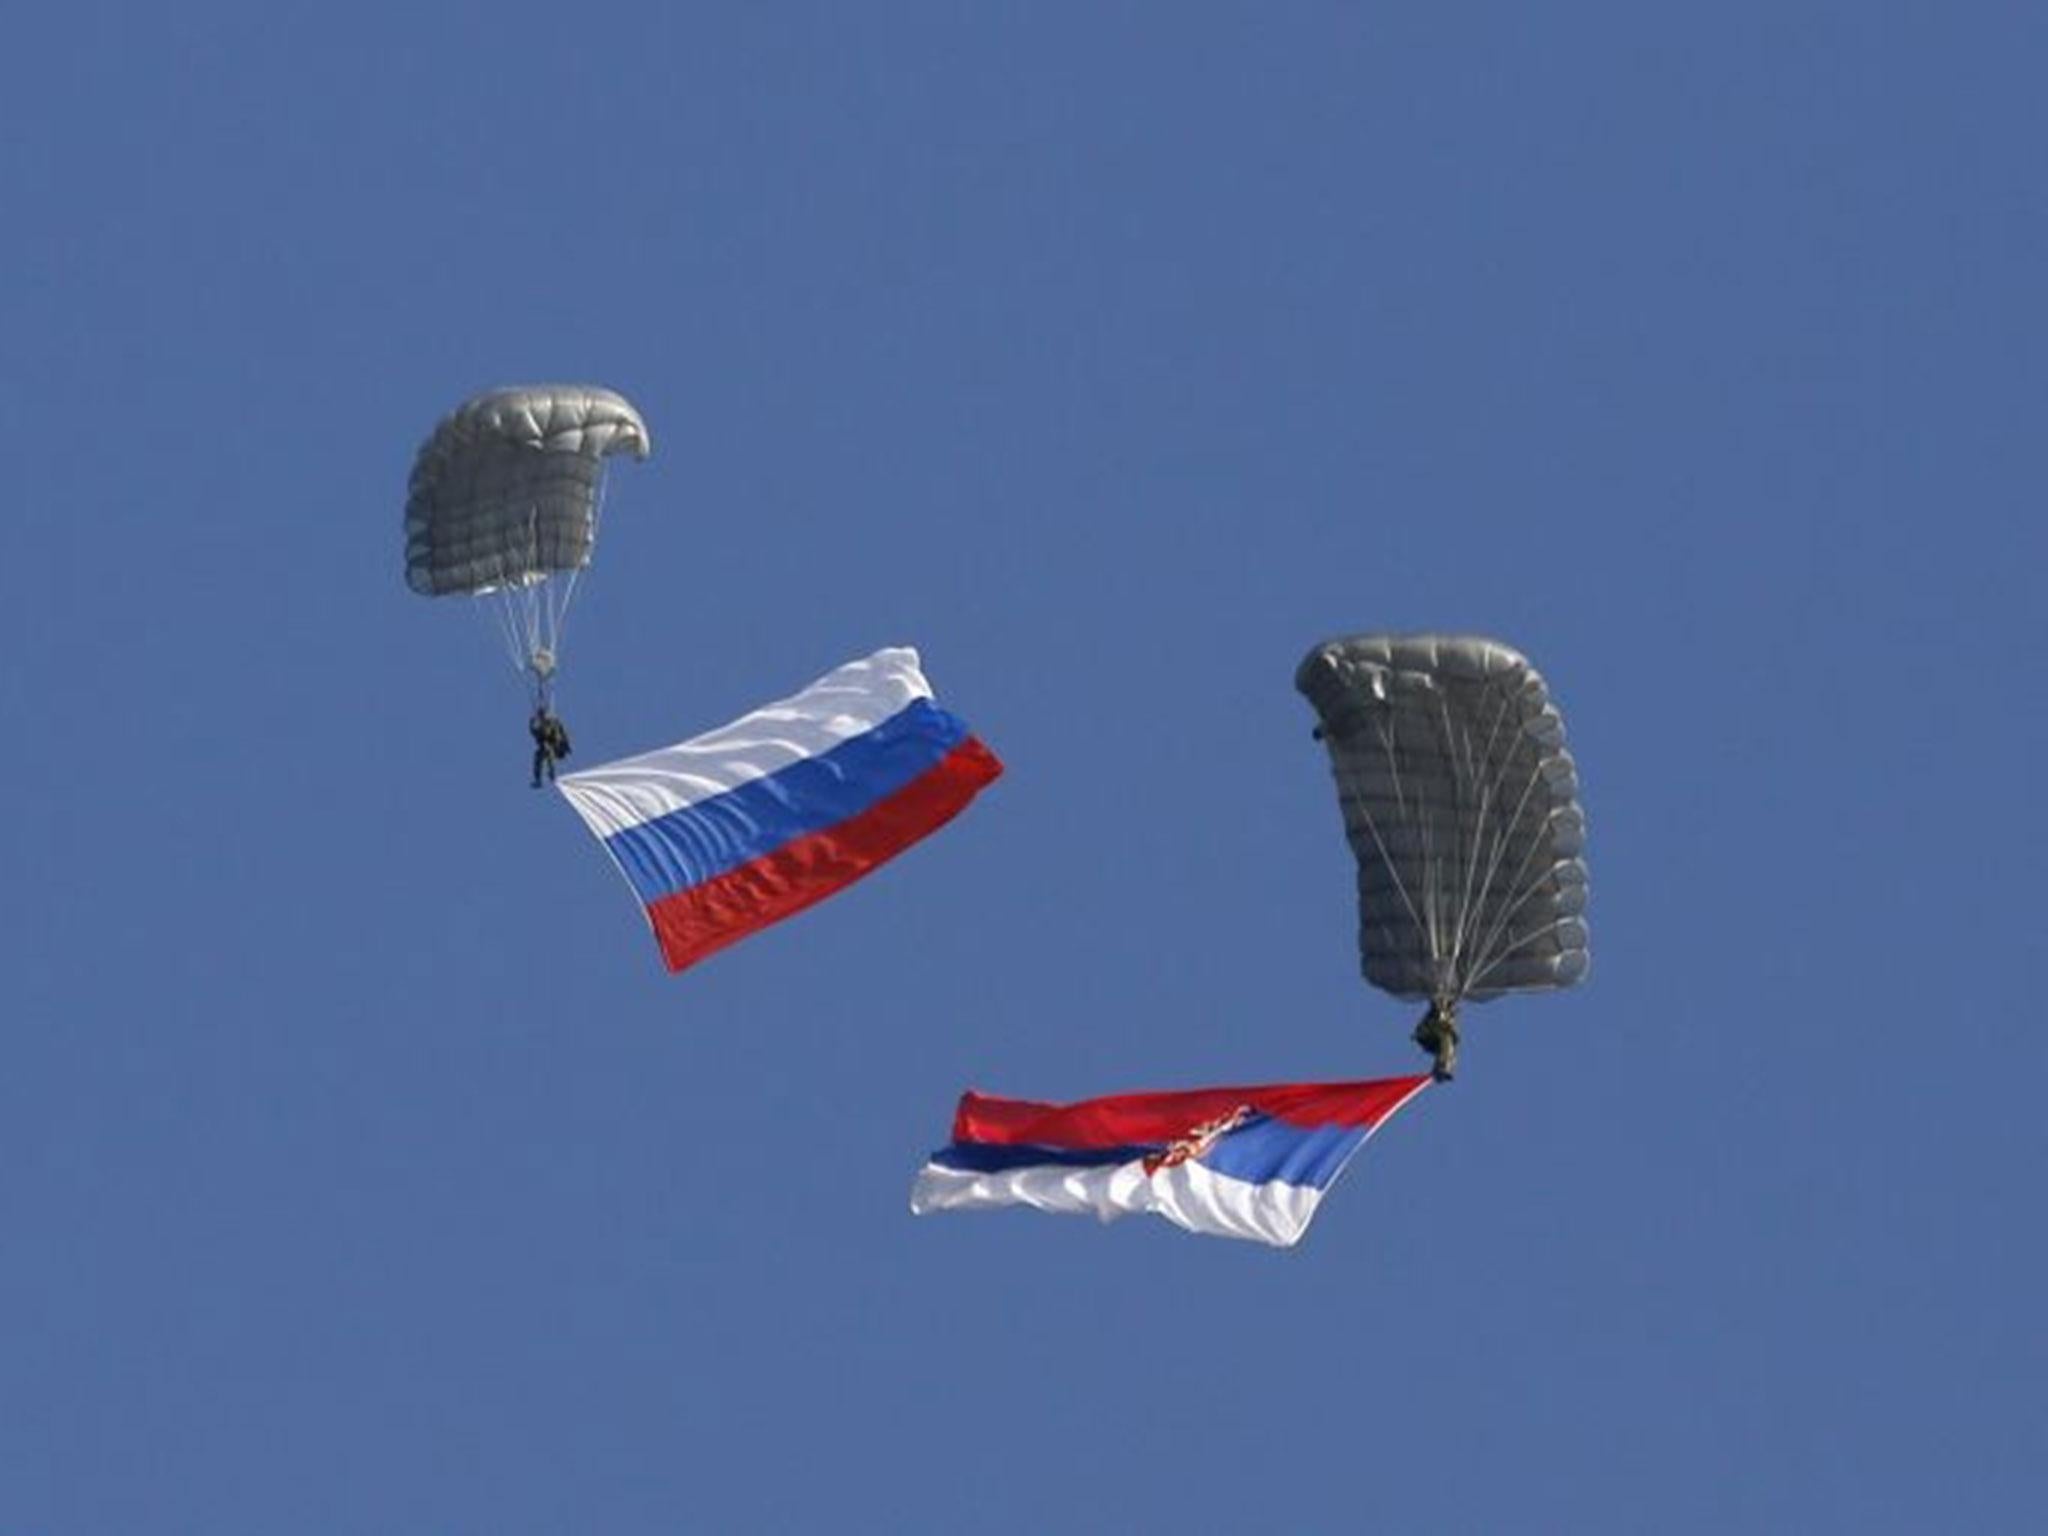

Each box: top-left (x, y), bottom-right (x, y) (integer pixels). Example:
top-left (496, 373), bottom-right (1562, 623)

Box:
top-left (530, 706), bottom-right (572, 788)
top-left (1413, 1001), bottom-right (1459, 1082)
top-left (1297, 636), bottom-right (1591, 1081)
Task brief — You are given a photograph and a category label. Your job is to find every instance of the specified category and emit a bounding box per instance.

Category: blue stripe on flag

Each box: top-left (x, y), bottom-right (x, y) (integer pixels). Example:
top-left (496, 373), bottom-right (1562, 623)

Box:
top-left (1197, 1118), bottom-right (1368, 1190)
top-left (929, 1142), bottom-right (1161, 1174)
top-left (602, 699), bottom-right (969, 904)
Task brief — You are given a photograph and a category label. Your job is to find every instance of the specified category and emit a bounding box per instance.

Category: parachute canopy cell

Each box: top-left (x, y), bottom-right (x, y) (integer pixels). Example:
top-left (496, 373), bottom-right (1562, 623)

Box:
top-left (1296, 634), bottom-right (1589, 1007)
top-left (405, 385), bottom-right (651, 599)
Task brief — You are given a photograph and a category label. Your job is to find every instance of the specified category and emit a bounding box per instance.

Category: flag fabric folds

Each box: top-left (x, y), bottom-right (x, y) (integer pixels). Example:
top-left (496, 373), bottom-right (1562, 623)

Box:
top-left (557, 647), bottom-right (1002, 972)
top-left (911, 1075), bottom-right (1431, 1247)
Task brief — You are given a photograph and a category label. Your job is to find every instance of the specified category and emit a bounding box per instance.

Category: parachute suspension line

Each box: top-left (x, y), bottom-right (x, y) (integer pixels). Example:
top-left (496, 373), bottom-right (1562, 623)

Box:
top-left (1414, 689), bottom-right (1468, 1073)
top-left (1344, 714), bottom-right (1429, 960)
top-left (550, 566), bottom-right (580, 658)
top-left (1338, 679), bottom-right (1563, 1010)
top-left (1469, 766), bottom-right (1578, 986)
top-left (1461, 756), bottom-right (1565, 995)
top-left (1406, 702), bottom-right (1447, 993)
top-left (530, 463), bottom-right (605, 687)
top-left (523, 504), bottom-right (543, 595)
top-left (1423, 708), bottom-right (1455, 992)
top-left (1464, 911), bottom-right (1580, 995)
top-left (501, 503), bottom-right (547, 686)
top-left (1386, 704), bottom-right (1445, 980)
top-left (1458, 696), bottom-right (1581, 999)
top-left (1381, 714), bottom-right (1425, 972)
top-left (486, 587), bottom-right (531, 677)
top-left (1467, 849), bottom-right (1557, 988)
top-left (1459, 763), bottom-right (1547, 987)
top-left (1440, 691), bottom-right (1488, 993)
top-left (1410, 679), bottom-right (1518, 1078)
top-left (1427, 693), bottom-right (1471, 999)
top-left (1402, 689), bottom-right (1465, 1001)
top-left (1427, 690), bottom-right (1479, 998)
top-left (478, 576), bottom-right (558, 704)
top-left (516, 581), bottom-right (544, 674)
top-left (565, 457), bottom-right (609, 638)
top-left (1444, 684), bottom-right (1520, 995)
top-left (485, 592), bottom-right (513, 667)
top-left (553, 462), bottom-right (605, 659)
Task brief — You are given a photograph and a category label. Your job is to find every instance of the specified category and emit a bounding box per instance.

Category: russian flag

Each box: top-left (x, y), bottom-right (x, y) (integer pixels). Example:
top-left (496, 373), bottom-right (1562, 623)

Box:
top-left (557, 648), bottom-right (1002, 972)
top-left (911, 1075), bottom-right (1432, 1247)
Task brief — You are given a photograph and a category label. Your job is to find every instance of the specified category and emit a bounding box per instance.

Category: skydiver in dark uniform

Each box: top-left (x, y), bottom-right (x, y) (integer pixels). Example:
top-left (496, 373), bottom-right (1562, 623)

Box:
top-left (1413, 999), bottom-right (1460, 1082)
top-left (530, 705), bottom-right (572, 787)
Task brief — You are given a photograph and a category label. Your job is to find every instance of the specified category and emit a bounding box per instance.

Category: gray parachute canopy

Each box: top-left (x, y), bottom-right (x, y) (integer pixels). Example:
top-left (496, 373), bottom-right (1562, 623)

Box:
top-left (404, 385), bottom-right (650, 691)
top-left (1296, 634), bottom-right (1590, 1010)
top-left (405, 385), bottom-right (650, 598)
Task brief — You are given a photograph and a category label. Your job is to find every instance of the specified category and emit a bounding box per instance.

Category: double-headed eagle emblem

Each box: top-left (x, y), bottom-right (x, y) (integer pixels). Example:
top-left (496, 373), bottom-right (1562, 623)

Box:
top-left (1141, 1105), bottom-right (1254, 1176)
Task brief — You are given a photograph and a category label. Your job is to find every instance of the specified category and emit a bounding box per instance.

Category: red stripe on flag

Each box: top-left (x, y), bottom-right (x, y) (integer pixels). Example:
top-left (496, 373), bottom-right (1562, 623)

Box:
top-left (952, 1077), bottom-right (1432, 1147)
top-left (643, 737), bottom-right (1003, 972)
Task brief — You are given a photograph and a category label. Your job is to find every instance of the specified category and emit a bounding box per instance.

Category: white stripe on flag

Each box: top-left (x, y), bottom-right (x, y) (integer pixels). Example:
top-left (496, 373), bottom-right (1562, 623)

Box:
top-left (557, 647), bottom-right (934, 837)
top-left (910, 1160), bottom-right (1328, 1248)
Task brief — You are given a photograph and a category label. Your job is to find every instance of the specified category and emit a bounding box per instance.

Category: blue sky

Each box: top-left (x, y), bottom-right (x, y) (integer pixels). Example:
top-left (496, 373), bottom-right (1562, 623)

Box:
top-left (4, 4), bottom-right (2043, 1530)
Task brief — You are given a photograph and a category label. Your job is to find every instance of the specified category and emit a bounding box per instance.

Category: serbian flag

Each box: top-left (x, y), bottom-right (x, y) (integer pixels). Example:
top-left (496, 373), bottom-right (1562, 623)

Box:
top-left (911, 1075), bottom-right (1431, 1247)
top-left (557, 647), bottom-right (1002, 972)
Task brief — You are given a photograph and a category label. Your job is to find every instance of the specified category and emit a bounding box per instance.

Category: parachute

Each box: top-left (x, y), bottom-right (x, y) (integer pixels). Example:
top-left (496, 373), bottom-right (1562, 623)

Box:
top-left (405, 385), bottom-right (651, 700)
top-left (1296, 635), bottom-right (1589, 1077)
